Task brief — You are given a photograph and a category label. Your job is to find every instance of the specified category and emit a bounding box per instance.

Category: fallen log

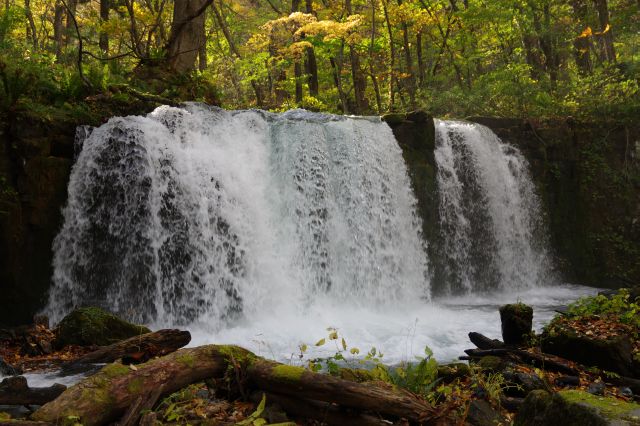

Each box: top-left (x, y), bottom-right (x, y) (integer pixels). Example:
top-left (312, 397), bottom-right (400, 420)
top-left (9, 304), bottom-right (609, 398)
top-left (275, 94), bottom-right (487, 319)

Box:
top-left (61, 329), bottom-right (191, 373)
top-left (33, 345), bottom-right (436, 426)
top-left (468, 332), bottom-right (505, 350)
top-left (247, 360), bottom-right (434, 423)
top-left (33, 345), bottom-right (237, 426)
top-left (0, 376), bottom-right (66, 406)
top-left (463, 348), bottom-right (579, 376)
top-left (251, 391), bottom-right (391, 426)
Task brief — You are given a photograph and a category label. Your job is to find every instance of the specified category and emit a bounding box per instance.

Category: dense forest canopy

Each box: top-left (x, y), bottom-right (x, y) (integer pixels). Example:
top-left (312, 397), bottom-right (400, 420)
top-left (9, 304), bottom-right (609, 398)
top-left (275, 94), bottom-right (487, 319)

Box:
top-left (0, 0), bottom-right (638, 118)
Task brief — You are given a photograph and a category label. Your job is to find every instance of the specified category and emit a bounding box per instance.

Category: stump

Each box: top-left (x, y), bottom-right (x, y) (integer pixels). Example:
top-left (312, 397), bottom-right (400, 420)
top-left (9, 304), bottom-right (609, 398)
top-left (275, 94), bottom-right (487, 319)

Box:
top-left (499, 303), bottom-right (533, 345)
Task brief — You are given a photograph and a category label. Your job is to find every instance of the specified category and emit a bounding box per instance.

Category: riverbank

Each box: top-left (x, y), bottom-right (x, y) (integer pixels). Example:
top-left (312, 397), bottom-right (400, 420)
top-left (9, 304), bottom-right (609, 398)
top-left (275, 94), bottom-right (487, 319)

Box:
top-left (2, 288), bottom-right (639, 425)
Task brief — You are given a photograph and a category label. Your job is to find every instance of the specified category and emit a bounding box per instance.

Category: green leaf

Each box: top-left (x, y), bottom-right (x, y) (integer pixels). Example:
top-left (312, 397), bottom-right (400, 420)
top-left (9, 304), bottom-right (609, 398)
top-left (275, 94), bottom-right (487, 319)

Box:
top-left (315, 338), bottom-right (326, 346)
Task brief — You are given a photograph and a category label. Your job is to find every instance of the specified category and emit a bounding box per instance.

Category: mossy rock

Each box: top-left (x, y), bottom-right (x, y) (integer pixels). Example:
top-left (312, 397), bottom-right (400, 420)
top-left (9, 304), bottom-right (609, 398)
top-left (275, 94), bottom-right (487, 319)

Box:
top-left (437, 363), bottom-right (471, 382)
top-left (55, 307), bottom-right (151, 348)
top-left (477, 355), bottom-right (505, 372)
top-left (515, 389), bottom-right (640, 426)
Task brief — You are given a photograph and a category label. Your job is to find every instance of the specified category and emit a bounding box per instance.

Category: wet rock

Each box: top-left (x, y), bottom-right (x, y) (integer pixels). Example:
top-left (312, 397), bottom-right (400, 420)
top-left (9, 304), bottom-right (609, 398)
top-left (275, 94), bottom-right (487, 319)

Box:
top-left (503, 369), bottom-right (547, 396)
top-left (55, 307), bottom-right (151, 348)
top-left (620, 387), bottom-right (633, 398)
top-left (501, 396), bottom-right (524, 412)
top-left (466, 399), bottom-right (508, 426)
top-left (0, 357), bottom-right (21, 376)
top-left (555, 375), bottom-right (580, 387)
top-left (515, 389), bottom-right (640, 426)
top-left (587, 382), bottom-right (605, 395)
top-left (499, 303), bottom-right (533, 345)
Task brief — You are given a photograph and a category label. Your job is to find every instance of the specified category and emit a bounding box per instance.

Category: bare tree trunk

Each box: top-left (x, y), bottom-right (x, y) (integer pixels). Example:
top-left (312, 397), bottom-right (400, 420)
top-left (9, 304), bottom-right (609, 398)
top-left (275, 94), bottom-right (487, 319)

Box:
top-left (99, 0), bottom-right (109, 54)
top-left (593, 0), bottom-right (615, 62)
top-left (346, 0), bottom-right (367, 113)
top-left (369, 0), bottom-right (382, 112)
top-left (305, 0), bottom-right (319, 97)
top-left (382, 0), bottom-right (395, 111)
top-left (53, 0), bottom-right (65, 62)
top-left (571, 0), bottom-right (592, 74)
top-left (398, 0), bottom-right (416, 108)
top-left (330, 54), bottom-right (348, 113)
top-left (24, 0), bottom-right (37, 48)
top-left (166, 0), bottom-right (210, 73)
top-left (416, 32), bottom-right (425, 86)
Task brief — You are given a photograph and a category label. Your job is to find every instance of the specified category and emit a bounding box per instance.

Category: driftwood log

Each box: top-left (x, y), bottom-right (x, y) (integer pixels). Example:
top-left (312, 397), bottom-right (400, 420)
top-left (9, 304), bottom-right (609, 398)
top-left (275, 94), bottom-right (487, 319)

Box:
top-left (33, 345), bottom-right (436, 426)
top-left (61, 329), bottom-right (191, 373)
top-left (468, 332), bottom-right (505, 350)
top-left (0, 376), bottom-right (66, 406)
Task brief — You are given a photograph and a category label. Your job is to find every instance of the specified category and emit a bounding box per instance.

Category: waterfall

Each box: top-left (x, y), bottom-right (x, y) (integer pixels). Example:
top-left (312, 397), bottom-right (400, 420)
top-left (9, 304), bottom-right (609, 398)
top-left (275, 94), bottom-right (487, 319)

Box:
top-left (433, 120), bottom-right (554, 294)
top-left (46, 104), bottom-right (429, 326)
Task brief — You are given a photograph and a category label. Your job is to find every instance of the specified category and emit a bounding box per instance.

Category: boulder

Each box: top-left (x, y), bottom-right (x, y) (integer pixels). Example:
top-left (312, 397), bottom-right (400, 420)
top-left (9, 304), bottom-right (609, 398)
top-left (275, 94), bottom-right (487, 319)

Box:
top-left (54, 307), bottom-right (151, 348)
top-left (515, 390), bottom-right (640, 426)
top-left (466, 399), bottom-right (508, 426)
top-left (499, 303), bottom-right (533, 346)
top-left (502, 369), bottom-right (547, 397)
top-left (541, 328), bottom-right (639, 378)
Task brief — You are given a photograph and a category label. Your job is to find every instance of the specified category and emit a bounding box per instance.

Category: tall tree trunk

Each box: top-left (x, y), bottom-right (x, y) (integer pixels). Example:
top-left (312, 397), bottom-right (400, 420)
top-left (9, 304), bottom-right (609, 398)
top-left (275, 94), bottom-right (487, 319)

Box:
top-left (24, 0), bottom-right (37, 48)
top-left (416, 32), bottom-right (425, 86)
top-left (64, 0), bottom-right (77, 46)
top-left (398, 0), bottom-right (416, 108)
top-left (99, 0), bottom-right (109, 54)
top-left (346, 0), bottom-right (367, 114)
top-left (53, 0), bottom-right (65, 62)
top-left (382, 0), bottom-right (395, 110)
top-left (369, 0), bottom-right (382, 112)
top-left (330, 53), bottom-right (348, 113)
top-left (291, 0), bottom-right (303, 103)
top-left (593, 0), bottom-right (615, 62)
top-left (304, 0), bottom-right (319, 97)
top-left (166, 0), bottom-right (210, 73)
top-left (571, 0), bottom-right (592, 74)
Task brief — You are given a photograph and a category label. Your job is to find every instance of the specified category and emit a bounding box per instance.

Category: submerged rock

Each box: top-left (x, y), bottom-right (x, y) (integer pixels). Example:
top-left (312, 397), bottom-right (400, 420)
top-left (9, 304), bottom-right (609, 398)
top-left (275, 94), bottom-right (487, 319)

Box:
top-left (54, 307), bottom-right (151, 348)
top-left (499, 303), bottom-right (533, 345)
top-left (515, 389), bottom-right (640, 426)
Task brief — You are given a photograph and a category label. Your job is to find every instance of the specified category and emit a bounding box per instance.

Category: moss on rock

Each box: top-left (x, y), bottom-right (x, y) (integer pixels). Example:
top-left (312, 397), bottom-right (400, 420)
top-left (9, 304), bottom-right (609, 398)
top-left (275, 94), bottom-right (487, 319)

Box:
top-left (515, 389), bottom-right (640, 426)
top-left (55, 307), bottom-right (151, 348)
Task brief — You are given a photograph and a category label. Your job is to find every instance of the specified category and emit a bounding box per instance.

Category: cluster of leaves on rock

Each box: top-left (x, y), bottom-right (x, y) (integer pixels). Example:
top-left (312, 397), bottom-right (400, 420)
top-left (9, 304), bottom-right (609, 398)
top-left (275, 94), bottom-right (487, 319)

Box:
top-left (0, 0), bottom-right (638, 119)
top-left (546, 289), bottom-right (640, 362)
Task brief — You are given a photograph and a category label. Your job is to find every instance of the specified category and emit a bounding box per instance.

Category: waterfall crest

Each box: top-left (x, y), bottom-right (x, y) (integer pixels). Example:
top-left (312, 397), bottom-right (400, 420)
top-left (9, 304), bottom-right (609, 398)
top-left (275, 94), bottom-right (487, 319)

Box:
top-left (46, 104), bottom-right (429, 325)
top-left (433, 120), bottom-right (554, 294)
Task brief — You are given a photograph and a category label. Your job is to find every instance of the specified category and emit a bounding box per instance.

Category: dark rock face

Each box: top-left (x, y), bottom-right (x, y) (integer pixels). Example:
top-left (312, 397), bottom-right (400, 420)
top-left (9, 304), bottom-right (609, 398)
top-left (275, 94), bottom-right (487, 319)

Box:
top-left (0, 114), bottom-right (74, 327)
top-left (383, 111), bottom-right (438, 281)
top-left (54, 307), bottom-right (151, 348)
top-left (469, 117), bottom-right (640, 288)
top-left (499, 303), bottom-right (533, 345)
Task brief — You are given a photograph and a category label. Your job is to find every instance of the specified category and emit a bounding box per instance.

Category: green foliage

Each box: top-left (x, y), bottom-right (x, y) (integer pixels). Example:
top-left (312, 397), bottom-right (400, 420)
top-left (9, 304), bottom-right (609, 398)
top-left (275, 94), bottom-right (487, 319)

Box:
top-left (302, 328), bottom-right (438, 398)
top-left (564, 289), bottom-right (640, 329)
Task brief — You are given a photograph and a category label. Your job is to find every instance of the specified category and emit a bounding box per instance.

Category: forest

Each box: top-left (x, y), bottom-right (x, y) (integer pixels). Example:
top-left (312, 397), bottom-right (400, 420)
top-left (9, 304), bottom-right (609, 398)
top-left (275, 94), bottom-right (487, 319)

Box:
top-left (0, 0), bottom-right (638, 119)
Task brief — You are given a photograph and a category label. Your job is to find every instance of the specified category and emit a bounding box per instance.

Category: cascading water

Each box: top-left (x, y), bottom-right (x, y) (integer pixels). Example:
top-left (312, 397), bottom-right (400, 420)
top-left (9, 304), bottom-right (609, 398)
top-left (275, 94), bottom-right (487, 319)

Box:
top-left (43, 107), bottom-right (593, 366)
top-left (46, 104), bottom-right (429, 329)
top-left (433, 120), bottom-right (554, 294)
